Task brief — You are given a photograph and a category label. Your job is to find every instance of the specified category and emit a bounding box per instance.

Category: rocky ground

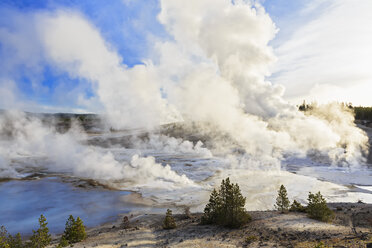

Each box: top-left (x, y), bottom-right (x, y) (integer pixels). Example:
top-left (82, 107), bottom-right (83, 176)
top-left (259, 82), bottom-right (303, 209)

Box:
top-left (47, 203), bottom-right (372, 248)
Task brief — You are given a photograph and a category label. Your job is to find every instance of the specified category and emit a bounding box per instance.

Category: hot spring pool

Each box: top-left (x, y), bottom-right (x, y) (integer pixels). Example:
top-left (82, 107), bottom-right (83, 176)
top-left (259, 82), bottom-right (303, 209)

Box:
top-left (0, 177), bottom-right (152, 235)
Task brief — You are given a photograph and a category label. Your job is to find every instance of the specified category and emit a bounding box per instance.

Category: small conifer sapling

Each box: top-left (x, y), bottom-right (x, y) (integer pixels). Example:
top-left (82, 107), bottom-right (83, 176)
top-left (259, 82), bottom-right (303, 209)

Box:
top-left (290, 200), bottom-right (306, 212)
top-left (275, 185), bottom-right (290, 213)
top-left (307, 192), bottom-right (334, 222)
top-left (163, 209), bottom-right (176, 229)
top-left (201, 177), bottom-right (251, 228)
top-left (61, 215), bottom-right (86, 244)
top-left (29, 214), bottom-right (51, 248)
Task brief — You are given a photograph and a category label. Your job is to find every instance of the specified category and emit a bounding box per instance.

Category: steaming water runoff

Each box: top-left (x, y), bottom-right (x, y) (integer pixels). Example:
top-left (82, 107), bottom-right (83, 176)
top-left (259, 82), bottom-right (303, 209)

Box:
top-left (1, 118), bottom-right (372, 235)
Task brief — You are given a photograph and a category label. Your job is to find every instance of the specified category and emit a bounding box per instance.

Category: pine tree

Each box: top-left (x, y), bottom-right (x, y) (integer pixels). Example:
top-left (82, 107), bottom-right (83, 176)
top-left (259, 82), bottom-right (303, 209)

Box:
top-left (219, 178), bottom-right (232, 225)
top-left (0, 226), bottom-right (23, 248)
top-left (74, 217), bottom-right (86, 242)
top-left (0, 239), bottom-right (10, 248)
top-left (163, 209), bottom-right (176, 229)
top-left (227, 182), bottom-right (250, 227)
top-left (62, 215), bottom-right (75, 243)
top-left (201, 177), bottom-right (251, 228)
top-left (0, 226), bottom-right (10, 248)
top-left (62, 215), bottom-right (86, 244)
top-left (307, 192), bottom-right (334, 222)
top-left (57, 235), bottom-right (69, 248)
top-left (29, 215), bottom-right (51, 248)
top-left (201, 188), bottom-right (221, 224)
top-left (290, 200), bottom-right (306, 212)
top-left (275, 185), bottom-right (290, 213)
top-left (8, 233), bottom-right (23, 248)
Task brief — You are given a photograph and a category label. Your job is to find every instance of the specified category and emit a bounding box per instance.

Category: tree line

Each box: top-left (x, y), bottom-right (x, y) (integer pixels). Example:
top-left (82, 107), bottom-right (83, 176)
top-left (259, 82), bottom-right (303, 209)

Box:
top-left (353, 106), bottom-right (372, 121)
top-left (0, 215), bottom-right (86, 248)
top-left (164, 178), bottom-right (334, 231)
top-left (298, 101), bottom-right (372, 121)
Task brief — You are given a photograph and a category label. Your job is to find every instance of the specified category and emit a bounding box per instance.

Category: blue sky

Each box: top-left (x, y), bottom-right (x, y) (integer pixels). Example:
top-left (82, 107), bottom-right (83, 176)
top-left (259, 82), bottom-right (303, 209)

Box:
top-left (0, 0), bottom-right (167, 112)
top-left (0, 0), bottom-right (164, 67)
top-left (0, 0), bottom-right (371, 112)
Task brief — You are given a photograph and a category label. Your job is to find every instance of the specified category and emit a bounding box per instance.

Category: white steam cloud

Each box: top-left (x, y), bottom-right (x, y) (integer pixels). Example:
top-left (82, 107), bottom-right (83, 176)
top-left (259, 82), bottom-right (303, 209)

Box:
top-left (0, 111), bottom-right (195, 189)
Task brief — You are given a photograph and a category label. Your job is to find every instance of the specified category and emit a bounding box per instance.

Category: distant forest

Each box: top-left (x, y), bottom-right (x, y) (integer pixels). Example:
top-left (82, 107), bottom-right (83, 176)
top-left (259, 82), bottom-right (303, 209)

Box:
top-left (298, 102), bottom-right (372, 121)
top-left (354, 107), bottom-right (372, 121)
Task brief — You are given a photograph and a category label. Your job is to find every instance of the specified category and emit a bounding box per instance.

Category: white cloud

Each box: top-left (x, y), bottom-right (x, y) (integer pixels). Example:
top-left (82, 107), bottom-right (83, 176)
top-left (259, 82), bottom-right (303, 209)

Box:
top-left (36, 10), bottom-right (180, 128)
top-left (271, 0), bottom-right (372, 106)
top-left (0, 10), bottom-right (43, 75)
top-left (0, 9), bottom-right (100, 114)
top-left (0, 80), bottom-right (22, 110)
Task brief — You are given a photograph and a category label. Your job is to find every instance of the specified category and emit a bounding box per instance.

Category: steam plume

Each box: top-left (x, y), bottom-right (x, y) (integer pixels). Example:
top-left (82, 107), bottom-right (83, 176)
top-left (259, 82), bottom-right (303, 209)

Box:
top-left (34, 1), bottom-right (366, 166)
top-left (0, 111), bottom-right (195, 189)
